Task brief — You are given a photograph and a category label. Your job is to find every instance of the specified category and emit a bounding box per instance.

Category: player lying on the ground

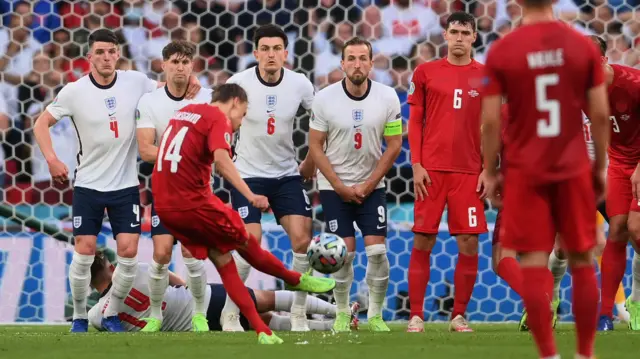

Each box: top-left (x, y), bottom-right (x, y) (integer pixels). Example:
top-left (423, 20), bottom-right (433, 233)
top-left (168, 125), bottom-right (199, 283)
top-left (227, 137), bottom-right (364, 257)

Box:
top-left (87, 254), bottom-right (350, 332)
top-left (136, 40), bottom-right (213, 332)
top-left (151, 83), bottom-right (335, 344)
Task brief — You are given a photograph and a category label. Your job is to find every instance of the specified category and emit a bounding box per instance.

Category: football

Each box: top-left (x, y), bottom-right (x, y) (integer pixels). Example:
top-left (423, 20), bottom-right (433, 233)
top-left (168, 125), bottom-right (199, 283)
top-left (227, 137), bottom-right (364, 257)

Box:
top-left (307, 233), bottom-right (348, 274)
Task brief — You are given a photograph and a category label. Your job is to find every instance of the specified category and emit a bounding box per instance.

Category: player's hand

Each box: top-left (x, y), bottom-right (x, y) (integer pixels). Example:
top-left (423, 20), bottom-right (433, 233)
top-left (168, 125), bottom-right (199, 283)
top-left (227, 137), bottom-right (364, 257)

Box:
top-left (184, 75), bottom-right (201, 99)
top-left (485, 172), bottom-right (503, 209)
top-left (249, 195), bottom-right (270, 212)
top-left (352, 181), bottom-right (374, 201)
top-left (298, 160), bottom-right (316, 182)
top-left (336, 184), bottom-right (362, 205)
top-left (412, 164), bottom-right (431, 201)
top-left (476, 169), bottom-right (490, 200)
top-left (631, 164), bottom-right (640, 200)
top-left (594, 167), bottom-right (606, 204)
top-left (47, 158), bottom-right (69, 184)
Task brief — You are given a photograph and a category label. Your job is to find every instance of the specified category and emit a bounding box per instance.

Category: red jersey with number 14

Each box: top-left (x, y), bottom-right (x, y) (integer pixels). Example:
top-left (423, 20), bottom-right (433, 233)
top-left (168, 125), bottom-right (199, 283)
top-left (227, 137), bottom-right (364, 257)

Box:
top-left (607, 64), bottom-right (640, 166)
top-left (152, 103), bottom-right (233, 211)
top-left (483, 21), bottom-right (604, 182)
top-left (407, 58), bottom-right (484, 174)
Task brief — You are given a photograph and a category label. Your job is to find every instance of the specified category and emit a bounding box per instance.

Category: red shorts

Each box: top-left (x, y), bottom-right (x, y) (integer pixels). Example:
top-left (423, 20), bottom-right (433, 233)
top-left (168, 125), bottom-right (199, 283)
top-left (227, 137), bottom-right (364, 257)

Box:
top-left (500, 169), bottom-right (596, 253)
top-left (413, 171), bottom-right (487, 235)
top-left (606, 164), bottom-right (640, 217)
top-left (155, 196), bottom-right (249, 260)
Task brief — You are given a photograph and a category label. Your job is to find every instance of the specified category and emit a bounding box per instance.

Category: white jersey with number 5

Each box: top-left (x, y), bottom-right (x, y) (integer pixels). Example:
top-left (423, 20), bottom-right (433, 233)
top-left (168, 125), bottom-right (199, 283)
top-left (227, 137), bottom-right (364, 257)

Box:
top-left (88, 263), bottom-right (212, 332)
top-left (136, 86), bottom-right (212, 141)
top-left (227, 66), bottom-right (315, 178)
top-left (310, 79), bottom-right (402, 191)
top-left (46, 71), bottom-right (157, 191)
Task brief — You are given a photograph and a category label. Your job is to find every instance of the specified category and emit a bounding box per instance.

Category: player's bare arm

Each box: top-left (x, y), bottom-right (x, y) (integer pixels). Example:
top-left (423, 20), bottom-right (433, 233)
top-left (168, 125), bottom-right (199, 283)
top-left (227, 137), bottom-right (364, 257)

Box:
top-left (480, 94), bottom-right (503, 206)
top-left (137, 128), bottom-right (158, 163)
top-left (213, 148), bottom-right (269, 210)
top-left (33, 109), bottom-right (69, 183)
top-left (298, 152), bottom-right (317, 182)
top-left (586, 83), bottom-right (610, 201)
top-left (354, 133), bottom-right (402, 200)
top-left (407, 86), bottom-right (430, 201)
top-left (168, 271), bottom-right (187, 287)
top-left (309, 128), bottom-right (362, 204)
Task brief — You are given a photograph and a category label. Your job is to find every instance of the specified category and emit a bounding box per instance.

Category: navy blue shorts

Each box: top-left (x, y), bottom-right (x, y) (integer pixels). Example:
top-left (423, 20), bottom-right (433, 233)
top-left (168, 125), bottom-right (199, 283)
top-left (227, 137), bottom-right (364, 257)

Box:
top-left (319, 188), bottom-right (387, 238)
top-left (150, 203), bottom-right (172, 237)
top-left (206, 284), bottom-right (257, 331)
top-left (72, 186), bottom-right (141, 237)
top-left (231, 175), bottom-right (312, 224)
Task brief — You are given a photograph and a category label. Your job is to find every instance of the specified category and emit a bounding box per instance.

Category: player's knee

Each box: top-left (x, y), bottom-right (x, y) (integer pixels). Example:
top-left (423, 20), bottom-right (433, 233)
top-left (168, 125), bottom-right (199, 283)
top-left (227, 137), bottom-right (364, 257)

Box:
top-left (116, 236), bottom-right (139, 258)
top-left (567, 250), bottom-right (593, 268)
top-left (74, 236), bottom-right (97, 255)
top-left (208, 249), bottom-right (232, 268)
top-left (627, 215), bottom-right (640, 240)
top-left (609, 217), bottom-right (629, 242)
top-left (456, 234), bottom-right (479, 255)
top-left (152, 236), bottom-right (174, 264)
top-left (289, 232), bottom-right (311, 254)
top-left (180, 245), bottom-right (194, 259)
top-left (554, 246), bottom-right (567, 260)
top-left (413, 233), bottom-right (436, 251)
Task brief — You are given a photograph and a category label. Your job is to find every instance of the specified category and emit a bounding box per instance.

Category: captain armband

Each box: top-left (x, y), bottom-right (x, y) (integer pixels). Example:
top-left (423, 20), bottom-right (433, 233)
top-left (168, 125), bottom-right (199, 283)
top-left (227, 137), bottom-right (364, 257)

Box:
top-left (384, 119), bottom-right (403, 136)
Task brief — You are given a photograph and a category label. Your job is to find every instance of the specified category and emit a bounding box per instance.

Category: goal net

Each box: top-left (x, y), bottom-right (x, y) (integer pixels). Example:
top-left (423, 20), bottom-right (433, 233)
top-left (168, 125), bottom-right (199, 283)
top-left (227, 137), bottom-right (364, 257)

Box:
top-left (0, 0), bottom-right (636, 324)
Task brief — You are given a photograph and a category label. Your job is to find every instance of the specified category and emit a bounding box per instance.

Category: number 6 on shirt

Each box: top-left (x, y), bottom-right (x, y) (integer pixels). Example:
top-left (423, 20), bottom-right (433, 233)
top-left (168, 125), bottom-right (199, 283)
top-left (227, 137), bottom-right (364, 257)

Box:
top-left (267, 117), bottom-right (275, 135)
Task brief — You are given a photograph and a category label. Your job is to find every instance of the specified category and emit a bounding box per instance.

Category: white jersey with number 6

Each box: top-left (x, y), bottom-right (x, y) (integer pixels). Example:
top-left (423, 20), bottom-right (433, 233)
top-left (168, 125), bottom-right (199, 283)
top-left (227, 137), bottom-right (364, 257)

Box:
top-left (46, 71), bottom-right (157, 191)
top-left (227, 66), bottom-right (315, 178)
top-left (136, 86), bottom-right (212, 141)
top-left (310, 79), bottom-right (402, 191)
top-left (88, 263), bottom-right (212, 332)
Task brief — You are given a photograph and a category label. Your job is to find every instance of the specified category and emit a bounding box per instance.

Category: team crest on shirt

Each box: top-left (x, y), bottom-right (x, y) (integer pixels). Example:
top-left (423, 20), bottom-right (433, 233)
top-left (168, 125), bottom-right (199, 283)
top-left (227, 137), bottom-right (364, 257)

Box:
top-left (238, 206), bottom-right (249, 219)
top-left (73, 216), bottom-right (82, 229)
top-left (328, 219), bottom-right (338, 232)
top-left (151, 215), bottom-right (160, 228)
top-left (621, 114), bottom-right (630, 121)
top-left (104, 97), bottom-right (117, 111)
top-left (408, 81), bottom-right (415, 95)
top-left (266, 95), bottom-right (277, 108)
top-left (468, 89), bottom-right (479, 97)
top-left (352, 109), bottom-right (364, 122)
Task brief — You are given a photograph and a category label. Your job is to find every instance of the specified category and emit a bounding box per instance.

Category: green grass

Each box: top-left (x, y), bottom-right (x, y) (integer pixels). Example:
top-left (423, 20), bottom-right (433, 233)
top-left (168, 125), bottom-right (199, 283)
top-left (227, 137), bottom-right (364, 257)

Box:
top-left (0, 324), bottom-right (638, 359)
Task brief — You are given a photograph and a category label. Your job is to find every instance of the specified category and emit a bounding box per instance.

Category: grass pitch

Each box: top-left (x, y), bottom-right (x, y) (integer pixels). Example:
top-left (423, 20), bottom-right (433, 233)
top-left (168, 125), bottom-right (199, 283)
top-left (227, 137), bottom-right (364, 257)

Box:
top-left (0, 323), bottom-right (638, 359)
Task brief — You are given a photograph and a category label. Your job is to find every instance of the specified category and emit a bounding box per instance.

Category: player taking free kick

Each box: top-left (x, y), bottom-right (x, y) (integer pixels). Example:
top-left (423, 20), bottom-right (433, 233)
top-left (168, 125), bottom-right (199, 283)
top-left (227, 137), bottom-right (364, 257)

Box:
top-left (151, 83), bottom-right (335, 344)
top-left (481, 0), bottom-right (610, 357)
top-left (309, 37), bottom-right (402, 332)
top-left (406, 12), bottom-right (488, 333)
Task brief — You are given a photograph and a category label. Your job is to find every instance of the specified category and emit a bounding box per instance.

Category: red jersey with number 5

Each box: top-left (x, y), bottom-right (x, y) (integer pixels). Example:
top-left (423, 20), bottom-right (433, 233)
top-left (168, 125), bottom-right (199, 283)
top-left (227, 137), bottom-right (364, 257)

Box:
top-left (483, 21), bottom-right (604, 182)
top-left (407, 58), bottom-right (484, 174)
top-left (152, 103), bottom-right (233, 211)
top-left (607, 64), bottom-right (640, 166)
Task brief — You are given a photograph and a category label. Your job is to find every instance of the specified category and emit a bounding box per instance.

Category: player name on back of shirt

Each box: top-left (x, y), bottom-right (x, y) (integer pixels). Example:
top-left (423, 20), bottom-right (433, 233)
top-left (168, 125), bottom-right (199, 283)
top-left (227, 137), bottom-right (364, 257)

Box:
top-left (173, 111), bottom-right (202, 124)
top-left (527, 49), bottom-right (564, 69)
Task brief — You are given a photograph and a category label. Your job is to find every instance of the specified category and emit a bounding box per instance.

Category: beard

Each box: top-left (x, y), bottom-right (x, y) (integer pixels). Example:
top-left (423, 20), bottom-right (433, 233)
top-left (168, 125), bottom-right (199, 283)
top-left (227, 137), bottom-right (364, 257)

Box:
top-left (348, 72), bottom-right (367, 86)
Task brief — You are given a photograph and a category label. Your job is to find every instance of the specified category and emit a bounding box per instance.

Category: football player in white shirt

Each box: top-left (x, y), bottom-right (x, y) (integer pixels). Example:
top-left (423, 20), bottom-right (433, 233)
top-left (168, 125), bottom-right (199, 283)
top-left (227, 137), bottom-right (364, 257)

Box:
top-left (32, 29), bottom-right (201, 333)
top-left (308, 37), bottom-right (403, 333)
top-left (135, 40), bottom-right (212, 332)
top-left (87, 251), bottom-right (346, 332)
top-left (222, 24), bottom-right (317, 332)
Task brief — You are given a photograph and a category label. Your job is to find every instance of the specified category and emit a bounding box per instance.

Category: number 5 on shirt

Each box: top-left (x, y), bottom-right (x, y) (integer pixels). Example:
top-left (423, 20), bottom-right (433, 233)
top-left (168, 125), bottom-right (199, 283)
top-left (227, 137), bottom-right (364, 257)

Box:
top-left (535, 74), bottom-right (560, 138)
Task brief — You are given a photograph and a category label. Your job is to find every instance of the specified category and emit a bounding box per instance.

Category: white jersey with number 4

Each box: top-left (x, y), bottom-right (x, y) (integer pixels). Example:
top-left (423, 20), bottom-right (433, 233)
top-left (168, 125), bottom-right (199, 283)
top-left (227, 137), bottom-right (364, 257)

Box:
top-left (46, 70), bottom-right (157, 191)
top-left (227, 66), bottom-right (315, 178)
top-left (136, 86), bottom-right (212, 141)
top-left (88, 263), bottom-right (212, 332)
top-left (310, 79), bottom-right (402, 191)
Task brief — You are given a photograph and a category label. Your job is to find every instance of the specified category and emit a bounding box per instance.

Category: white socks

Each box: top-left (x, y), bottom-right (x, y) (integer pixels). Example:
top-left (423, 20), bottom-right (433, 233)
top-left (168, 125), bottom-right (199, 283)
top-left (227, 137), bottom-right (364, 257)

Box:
top-left (69, 251), bottom-right (94, 320)
top-left (548, 250), bottom-right (568, 301)
top-left (365, 244), bottom-right (389, 319)
top-left (221, 251), bottom-right (252, 314)
top-left (632, 251), bottom-right (640, 302)
top-left (104, 255), bottom-right (138, 317)
top-left (291, 253), bottom-right (311, 316)
top-left (268, 314), bottom-right (333, 331)
top-left (184, 257), bottom-right (208, 315)
top-left (273, 291), bottom-right (337, 316)
top-left (332, 252), bottom-right (355, 315)
top-left (148, 259), bottom-right (169, 320)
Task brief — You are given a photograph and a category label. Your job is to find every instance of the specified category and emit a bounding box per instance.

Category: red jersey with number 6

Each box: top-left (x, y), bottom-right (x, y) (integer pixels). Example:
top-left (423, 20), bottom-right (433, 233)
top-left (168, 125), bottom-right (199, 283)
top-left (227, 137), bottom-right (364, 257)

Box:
top-left (152, 103), bottom-right (233, 211)
top-left (607, 64), bottom-right (640, 166)
top-left (483, 21), bottom-right (605, 182)
top-left (407, 58), bottom-right (484, 174)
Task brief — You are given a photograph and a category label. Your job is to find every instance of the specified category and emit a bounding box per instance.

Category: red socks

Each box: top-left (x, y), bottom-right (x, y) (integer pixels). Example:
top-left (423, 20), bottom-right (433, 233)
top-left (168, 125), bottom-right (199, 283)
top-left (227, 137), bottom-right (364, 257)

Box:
top-left (496, 257), bottom-right (524, 297)
top-left (408, 248), bottom-right (431, 319)
top-left (599, 240), bottom-right (628, 317)
top-left (451, 253), bottom-right (478, 319)
top-left (238, 234), bottom-right (301, 286)
top-left (521, 267), bottom-right (557, 358)
top-left (571, 265), bottom-right (598, 358)
top-left (217, 259), bottom-right (271, 335)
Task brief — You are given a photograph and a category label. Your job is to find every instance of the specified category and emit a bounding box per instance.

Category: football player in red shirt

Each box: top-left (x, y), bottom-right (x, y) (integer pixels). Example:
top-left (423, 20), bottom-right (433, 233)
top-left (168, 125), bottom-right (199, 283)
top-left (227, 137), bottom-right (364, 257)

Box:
top-left (589, 35), bottom-right (640, 331)
top-left (407, 11), bottom-right (488, 333)
top-left (150, 84), bottom-right (335, 344)
top-left (480, 0), bottom-right (609, 357)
